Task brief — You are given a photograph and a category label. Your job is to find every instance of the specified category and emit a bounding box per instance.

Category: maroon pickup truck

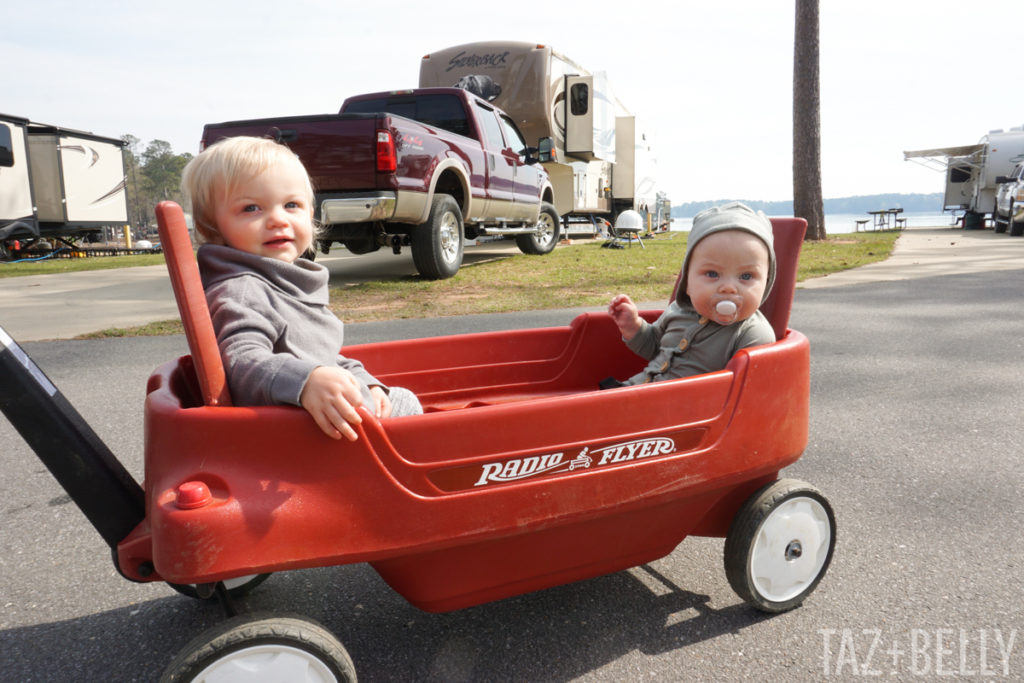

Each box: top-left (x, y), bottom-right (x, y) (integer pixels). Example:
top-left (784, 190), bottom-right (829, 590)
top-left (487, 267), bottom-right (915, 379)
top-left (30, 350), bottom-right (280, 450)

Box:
top-left (201, 88), bottom-right (559, 278)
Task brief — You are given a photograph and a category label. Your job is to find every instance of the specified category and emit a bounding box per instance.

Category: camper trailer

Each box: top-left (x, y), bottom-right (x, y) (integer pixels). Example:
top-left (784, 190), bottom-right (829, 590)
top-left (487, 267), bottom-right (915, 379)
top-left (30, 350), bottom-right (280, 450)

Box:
top-left (419, 42), bottom-right (661, 229)
top-left (0, 114), bottom-right (128, 259)
top-left (905, 127), bottom-right (1024, 228)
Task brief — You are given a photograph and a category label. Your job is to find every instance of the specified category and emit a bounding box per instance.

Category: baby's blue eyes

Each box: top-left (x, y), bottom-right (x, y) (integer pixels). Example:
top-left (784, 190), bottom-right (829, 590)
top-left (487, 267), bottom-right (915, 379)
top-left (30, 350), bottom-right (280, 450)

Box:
top-left (702, 270), bottom-right (755, 281)
top-left (241, 201), bottom-right (302, 212)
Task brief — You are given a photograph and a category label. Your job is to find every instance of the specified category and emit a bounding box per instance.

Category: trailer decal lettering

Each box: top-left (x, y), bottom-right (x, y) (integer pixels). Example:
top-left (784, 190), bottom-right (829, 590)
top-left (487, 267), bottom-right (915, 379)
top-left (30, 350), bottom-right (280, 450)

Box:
top-left (445, 50), bottom-right (510, 72)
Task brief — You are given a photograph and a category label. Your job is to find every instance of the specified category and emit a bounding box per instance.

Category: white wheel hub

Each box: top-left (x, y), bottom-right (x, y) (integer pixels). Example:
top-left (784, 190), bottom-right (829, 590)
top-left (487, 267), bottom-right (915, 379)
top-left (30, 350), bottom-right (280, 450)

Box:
top-left (193, 644), bottom-right (335, 682)
top-left (750, 496), bottom-right (832, 603)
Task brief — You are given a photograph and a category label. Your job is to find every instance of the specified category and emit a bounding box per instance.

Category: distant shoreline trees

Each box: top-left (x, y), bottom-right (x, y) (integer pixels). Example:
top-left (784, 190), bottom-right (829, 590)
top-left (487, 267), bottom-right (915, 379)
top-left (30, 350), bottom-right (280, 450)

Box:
top-left (671, 193), bottom-right (946, 218)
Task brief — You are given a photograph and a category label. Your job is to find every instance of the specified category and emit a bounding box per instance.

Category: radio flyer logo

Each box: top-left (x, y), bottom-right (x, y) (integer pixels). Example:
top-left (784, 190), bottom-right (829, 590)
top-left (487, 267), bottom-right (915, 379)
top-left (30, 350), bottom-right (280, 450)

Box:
top-left (425, 435), bottom-right (693, 492)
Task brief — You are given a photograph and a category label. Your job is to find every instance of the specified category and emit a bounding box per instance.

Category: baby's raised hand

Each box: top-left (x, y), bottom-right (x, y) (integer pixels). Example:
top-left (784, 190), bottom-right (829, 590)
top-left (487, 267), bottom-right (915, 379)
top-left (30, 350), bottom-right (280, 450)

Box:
top-left (300, 366), bottom-right (365, 440)
top-left (608, 294), bottom-right (642, 340)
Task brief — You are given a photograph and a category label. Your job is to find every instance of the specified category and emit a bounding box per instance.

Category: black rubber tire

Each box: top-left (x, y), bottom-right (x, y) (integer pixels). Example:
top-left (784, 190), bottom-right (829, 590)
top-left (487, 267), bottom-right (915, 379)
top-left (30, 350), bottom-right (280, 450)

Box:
top-left (1010, 202), bottom-right (1023, 237)
top-left (516, 202), bottom-right (561, 255)
top-left (724, 479), bottom-right (836, 613)
top-left (412, 194), bottom-right (464, 279)
top-left (160, 614), bottom-right (356, 682)
top-left (169, 573), bottom-right (271, 601)
top-left (994, 200), bottom-right (1008, 233)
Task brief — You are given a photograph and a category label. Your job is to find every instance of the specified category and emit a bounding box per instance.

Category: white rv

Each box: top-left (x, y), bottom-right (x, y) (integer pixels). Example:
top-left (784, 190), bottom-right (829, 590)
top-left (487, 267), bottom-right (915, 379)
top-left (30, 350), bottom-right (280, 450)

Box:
top-left (419, 42), bottom-right (662, 229)
top-left (904, 127), bottom-right (1024, 228)
top-left (0, 114), bottom-right (128, 259)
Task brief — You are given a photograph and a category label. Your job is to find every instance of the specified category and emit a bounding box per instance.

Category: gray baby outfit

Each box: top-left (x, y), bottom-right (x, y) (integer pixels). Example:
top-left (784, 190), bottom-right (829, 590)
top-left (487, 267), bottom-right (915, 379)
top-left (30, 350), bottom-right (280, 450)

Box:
top-left (198, 244), bottom-right (421, 416)
top-left (620, 202), bottom-right (778, 385)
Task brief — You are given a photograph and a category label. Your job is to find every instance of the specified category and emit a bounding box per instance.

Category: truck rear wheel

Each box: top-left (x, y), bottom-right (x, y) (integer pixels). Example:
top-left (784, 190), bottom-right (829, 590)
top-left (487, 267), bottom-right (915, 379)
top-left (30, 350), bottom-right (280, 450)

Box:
top-left (1010, 202), bottom-right (1023, 237)
top-left (516, 202), bottom-right (561, 255)
top-left (994, 212), bottom-right (1008, 233)
top-left (412, 194), bottom-right (464, 279)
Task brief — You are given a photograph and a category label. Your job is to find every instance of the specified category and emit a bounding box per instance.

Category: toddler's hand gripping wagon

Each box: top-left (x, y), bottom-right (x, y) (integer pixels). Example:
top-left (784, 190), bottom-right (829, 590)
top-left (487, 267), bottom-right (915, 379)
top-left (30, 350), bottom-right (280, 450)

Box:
top-left (0, 202), bottom-right (834, 681)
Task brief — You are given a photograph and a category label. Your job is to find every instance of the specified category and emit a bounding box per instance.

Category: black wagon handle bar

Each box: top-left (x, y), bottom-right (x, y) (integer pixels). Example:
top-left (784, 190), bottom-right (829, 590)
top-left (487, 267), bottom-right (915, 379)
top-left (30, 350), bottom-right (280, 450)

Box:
top-left (0, 324), bottom-right (145, 550)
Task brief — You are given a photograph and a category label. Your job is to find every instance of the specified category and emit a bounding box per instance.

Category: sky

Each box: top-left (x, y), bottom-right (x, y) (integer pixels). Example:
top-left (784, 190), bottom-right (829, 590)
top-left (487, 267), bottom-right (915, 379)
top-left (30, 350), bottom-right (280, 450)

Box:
top-left (5, 0), bottom-right (1024, 204)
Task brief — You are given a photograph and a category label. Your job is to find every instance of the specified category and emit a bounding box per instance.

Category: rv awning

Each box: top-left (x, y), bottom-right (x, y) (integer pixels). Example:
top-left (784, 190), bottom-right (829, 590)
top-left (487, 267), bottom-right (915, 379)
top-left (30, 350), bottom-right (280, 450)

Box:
top-left (903, 143), bottom-right (984, 160)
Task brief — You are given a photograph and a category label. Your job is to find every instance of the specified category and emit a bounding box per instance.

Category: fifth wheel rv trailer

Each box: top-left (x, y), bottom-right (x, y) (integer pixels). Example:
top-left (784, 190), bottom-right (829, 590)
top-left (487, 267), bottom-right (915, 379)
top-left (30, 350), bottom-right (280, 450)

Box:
top-left (419, 41), bottom-right (662, 230)
top-left (904, 126), bottom-right (1024, 228)
top-left (0, 114), bottom-right (128, 259)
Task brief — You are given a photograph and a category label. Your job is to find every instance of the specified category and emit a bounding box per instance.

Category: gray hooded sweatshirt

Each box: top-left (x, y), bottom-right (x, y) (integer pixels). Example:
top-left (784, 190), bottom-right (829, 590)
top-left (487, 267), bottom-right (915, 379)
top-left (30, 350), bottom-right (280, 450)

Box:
top-left (198, 244), bottom-right (381, 408)
top-left (622, 202), bottom-right (777, 385)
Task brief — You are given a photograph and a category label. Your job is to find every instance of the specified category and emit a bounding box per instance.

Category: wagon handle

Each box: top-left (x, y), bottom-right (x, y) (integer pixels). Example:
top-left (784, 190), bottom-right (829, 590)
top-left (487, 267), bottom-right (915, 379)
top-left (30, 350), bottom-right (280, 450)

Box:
top-left (0, 325), bottom-right (145, 550)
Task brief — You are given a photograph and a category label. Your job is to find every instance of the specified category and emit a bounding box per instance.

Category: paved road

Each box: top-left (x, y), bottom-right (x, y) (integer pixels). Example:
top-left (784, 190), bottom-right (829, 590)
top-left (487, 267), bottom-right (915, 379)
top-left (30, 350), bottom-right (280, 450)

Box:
top-left (6, 226), bottom-right (1024, 342)
top-left (0, 237), bottom-right (560, 342)
top-left (2, 227), bottom-right (1024, 680)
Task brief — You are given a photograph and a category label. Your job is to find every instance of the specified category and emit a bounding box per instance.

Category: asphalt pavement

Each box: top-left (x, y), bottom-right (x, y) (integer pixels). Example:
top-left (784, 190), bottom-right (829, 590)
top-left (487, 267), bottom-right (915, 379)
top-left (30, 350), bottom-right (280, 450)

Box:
top-left (0, 237), bottom-right (537, 342)
top-left (2, 225), bottom-right (1024, 681)
top-left (5, 225), bottom-right (1024, 341)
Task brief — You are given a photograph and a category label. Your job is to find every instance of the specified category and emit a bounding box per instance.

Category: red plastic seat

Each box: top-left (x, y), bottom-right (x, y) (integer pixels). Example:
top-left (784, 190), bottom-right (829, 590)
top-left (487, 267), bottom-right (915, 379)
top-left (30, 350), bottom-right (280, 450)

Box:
top-left (155, 201), bottom-right (232, 406)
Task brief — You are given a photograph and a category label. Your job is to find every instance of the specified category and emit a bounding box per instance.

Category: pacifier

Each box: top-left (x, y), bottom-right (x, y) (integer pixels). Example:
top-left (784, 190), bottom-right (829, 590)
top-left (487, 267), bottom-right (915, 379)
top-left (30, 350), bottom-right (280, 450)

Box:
top-left (715, 300), bottom-right (738, 323)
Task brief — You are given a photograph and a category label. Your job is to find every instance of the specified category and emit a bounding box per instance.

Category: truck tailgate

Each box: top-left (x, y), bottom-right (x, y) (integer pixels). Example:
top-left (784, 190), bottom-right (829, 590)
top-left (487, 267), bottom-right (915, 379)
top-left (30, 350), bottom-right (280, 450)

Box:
top-left (203, 114), bottom-right (383, 191)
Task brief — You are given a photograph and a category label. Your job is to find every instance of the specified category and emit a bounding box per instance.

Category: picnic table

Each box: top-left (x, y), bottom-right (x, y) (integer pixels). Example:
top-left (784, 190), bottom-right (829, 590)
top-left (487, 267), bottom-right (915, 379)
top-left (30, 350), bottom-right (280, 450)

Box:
top-left (866, 208), bottom-right (904, 231)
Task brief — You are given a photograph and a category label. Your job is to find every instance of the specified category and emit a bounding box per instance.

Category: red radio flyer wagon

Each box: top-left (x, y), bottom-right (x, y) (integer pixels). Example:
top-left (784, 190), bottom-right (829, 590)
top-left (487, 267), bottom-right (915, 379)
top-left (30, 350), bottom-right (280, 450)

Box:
top-left (0, 202), bottom-right (834, 682)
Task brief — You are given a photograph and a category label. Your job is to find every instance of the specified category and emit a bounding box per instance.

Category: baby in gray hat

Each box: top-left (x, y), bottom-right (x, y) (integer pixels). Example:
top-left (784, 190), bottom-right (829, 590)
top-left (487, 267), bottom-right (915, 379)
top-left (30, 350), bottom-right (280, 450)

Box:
top-left (601, 201), bottom-right (777, 388)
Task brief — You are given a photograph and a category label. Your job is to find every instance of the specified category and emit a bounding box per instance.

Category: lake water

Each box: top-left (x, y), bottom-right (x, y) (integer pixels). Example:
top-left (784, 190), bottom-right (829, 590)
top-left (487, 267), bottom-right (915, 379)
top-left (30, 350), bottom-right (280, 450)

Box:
top-left (670, 211), bottom-right (958, 234)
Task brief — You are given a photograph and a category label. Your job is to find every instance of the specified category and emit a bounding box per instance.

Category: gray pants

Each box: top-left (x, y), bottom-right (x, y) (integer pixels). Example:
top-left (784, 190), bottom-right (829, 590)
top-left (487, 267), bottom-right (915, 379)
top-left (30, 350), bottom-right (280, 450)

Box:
top-left (387, 386), bottom-right (423, 416)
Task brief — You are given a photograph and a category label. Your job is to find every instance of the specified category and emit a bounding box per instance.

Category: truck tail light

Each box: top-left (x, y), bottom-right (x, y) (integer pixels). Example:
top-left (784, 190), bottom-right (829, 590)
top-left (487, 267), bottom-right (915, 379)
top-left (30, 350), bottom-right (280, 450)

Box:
top-left (376, 130), bottom-right (397, 173)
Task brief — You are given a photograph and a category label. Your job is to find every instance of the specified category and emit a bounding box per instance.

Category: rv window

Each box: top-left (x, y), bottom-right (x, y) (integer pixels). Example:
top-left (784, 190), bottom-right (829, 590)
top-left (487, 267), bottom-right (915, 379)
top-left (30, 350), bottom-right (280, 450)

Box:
top-left (570, 83), bottom-right (589, 116)
top-left (0, 125), bottom-right (13, 167)
top-left (949, 166), bottom-right (972, 183)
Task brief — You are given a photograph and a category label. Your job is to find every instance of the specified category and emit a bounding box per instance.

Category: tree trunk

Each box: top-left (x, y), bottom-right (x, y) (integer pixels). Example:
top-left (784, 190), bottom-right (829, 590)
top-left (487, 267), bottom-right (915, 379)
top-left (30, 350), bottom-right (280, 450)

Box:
top-left (793, 0), bottom-right (826, 240)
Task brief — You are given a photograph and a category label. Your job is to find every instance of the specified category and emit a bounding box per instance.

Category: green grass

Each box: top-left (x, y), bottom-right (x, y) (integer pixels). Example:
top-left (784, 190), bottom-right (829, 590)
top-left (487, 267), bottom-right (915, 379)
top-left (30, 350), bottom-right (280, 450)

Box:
top-left (0, 253), bottom-right (167, 277)
top-left (326, 231), bottom-right (900, 322)
top-left (65, 231), bottom-right (897, 337)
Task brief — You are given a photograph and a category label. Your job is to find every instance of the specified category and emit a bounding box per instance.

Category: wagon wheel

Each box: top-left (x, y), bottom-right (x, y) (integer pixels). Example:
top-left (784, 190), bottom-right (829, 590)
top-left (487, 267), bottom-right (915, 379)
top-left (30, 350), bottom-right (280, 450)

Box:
top-left (169, 574), bottom-right (272, 601)
top-left (724, 479), bottom-right (835, 613)
top-left (159, 614), bottom-right (356, 682)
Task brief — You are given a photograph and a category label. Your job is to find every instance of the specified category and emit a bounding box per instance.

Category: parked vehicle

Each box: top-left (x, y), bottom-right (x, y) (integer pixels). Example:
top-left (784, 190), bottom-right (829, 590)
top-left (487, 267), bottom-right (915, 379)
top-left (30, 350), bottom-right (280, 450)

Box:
top-left (419, 41), bottom-right (664, 231)
top-left (202, 88), bottom-right (558, 279)
top-left (993, 162), bottom-right (1024, 235)
top-left (0, 114), bottom-right (128, 260)
top-left (905, 127), bottom-right (1024, 228)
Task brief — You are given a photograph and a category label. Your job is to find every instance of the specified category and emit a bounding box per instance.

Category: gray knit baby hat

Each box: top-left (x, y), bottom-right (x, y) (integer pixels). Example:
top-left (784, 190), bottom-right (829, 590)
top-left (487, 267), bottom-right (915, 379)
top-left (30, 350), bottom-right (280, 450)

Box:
top-left (677, 201), bottom-right (776, 306)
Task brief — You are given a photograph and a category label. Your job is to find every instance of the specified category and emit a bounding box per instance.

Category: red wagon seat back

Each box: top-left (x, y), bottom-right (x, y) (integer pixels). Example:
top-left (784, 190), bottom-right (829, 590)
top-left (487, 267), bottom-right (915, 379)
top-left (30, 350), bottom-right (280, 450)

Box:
top-left (670, 217), bottom-right (807, 340)
top-left (155, 201), bottom-right (232, 407)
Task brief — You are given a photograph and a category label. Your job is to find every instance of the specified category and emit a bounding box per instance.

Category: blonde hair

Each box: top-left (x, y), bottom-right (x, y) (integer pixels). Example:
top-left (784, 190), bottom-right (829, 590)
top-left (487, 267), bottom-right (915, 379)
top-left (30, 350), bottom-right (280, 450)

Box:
top-left (180, 136), bottom-right (316, 243)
